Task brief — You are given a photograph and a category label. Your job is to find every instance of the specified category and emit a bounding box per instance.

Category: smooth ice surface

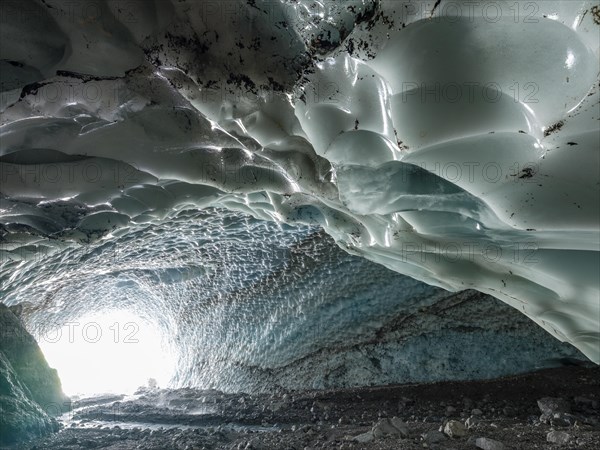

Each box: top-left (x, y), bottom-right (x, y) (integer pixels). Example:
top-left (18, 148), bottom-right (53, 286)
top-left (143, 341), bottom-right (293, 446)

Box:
top-left (1, 0), bottom-right (599, 384)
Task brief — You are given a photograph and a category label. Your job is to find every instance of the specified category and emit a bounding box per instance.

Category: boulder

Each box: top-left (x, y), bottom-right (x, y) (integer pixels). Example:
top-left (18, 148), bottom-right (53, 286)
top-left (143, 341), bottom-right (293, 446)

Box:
top-left (547, 430), bottom-right (570, 445)
top-left (353, 431), bottom-right (374, 443)
top-left (537, 397), bottom-right (570, 416)
top-left (444, 420), bottom-right (467, 438)
top-left (465, 416), bottom-right (479, 429)
top-left (423, 430), bottom-right (447, 444)
top-left (476, 437), bottom-right (506, 450)
top-left (372, 417), bottom-right (409, 438)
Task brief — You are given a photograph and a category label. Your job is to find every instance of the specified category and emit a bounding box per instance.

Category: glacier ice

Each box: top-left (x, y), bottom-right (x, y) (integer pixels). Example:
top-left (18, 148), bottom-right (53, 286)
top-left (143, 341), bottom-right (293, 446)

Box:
top-left (0, 0), bottom-right (599, 379)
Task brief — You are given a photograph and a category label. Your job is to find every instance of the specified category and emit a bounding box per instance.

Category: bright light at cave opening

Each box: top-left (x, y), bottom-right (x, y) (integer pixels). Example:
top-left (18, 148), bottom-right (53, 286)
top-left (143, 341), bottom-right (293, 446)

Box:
top-left (39, 310), bottom-right (175, 397)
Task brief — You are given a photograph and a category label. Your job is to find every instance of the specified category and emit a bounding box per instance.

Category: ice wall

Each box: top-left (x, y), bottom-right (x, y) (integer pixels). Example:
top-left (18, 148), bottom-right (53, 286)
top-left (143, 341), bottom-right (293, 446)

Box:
top-left (1, 0), bottom-right (599, 368)
top-left (0, 209), bottom-right (584, 392)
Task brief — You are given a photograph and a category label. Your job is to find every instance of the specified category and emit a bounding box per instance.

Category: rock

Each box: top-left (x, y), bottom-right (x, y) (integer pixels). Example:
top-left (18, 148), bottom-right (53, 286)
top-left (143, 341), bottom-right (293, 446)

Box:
top-left (537, 397), bottom-right (570, 416)
top-left (444, 420), bottom-right (467, 438)
top-left (538, 397), bottom-right (574, 426)
top-left (547, 430), bottom-right (570, 445)
top-left (475, 437), bottom-right (506, 450)
top-left (581, 415), bottom-right (599, 426)
top-left (472, 408), bottom-right (483, 416)
top-left (465, 416), bottom-right (479, 429)
top-left (549, 413), bottom-right (578, 427)
top-left (372, 417), bottom-right (409, 438)
top-left (270, 401), bottom-right (285, 412)
top-left (502, 406), bottom-right (516, 417)
top-left (423, 430), bottom-right (446, 444)
top-left (353, 431), bottom-right (374, 443)
top-left (390, 417), bottom-right (409, 436)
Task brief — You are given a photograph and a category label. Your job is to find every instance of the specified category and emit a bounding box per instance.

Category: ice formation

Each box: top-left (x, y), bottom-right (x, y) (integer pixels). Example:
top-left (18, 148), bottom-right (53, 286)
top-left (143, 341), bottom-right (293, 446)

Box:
top-left (1, 0), bottom-right (599, 387)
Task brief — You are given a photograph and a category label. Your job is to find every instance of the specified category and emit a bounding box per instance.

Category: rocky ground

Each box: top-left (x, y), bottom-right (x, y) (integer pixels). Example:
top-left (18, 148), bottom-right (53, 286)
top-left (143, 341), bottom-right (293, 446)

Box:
top-left (3, 366), bottom-right (599, 450)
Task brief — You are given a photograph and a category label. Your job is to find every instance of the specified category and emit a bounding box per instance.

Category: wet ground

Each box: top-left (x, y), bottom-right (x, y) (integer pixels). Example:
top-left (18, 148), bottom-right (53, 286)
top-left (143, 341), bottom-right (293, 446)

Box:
top-left (5, 366), bottom-right (600, 449)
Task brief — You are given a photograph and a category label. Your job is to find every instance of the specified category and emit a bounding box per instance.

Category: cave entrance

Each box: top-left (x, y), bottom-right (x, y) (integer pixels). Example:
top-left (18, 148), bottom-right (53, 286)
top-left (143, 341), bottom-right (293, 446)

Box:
top-left (38, 310), bottom-right (175, 397)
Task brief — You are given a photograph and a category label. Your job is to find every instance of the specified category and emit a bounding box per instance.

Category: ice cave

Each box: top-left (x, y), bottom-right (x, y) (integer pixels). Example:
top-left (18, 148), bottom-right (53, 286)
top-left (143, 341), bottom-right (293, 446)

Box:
top-left (0, 1), bottom-right (599, 449)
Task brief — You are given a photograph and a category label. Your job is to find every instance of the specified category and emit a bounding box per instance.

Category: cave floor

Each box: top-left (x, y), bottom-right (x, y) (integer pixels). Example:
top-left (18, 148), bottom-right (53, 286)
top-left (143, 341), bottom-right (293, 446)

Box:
top-left (7, 366), bottom-right (600, 450)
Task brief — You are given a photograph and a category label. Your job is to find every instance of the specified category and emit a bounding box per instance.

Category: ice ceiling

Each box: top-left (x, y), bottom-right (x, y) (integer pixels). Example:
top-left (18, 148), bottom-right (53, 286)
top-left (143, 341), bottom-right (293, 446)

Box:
top-left (0, 0), bottom-right (599, 390)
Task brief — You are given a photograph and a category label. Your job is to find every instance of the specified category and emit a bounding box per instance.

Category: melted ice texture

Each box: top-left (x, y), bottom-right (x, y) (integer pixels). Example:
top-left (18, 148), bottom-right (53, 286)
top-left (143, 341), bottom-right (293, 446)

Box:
top-left (0, 0), bottom-right (599, 367)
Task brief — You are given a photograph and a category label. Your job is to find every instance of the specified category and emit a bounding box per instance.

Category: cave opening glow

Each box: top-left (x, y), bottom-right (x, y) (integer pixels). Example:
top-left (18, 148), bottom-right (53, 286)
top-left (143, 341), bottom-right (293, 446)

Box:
top-left (38, 310), bottom-right (176, 397)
